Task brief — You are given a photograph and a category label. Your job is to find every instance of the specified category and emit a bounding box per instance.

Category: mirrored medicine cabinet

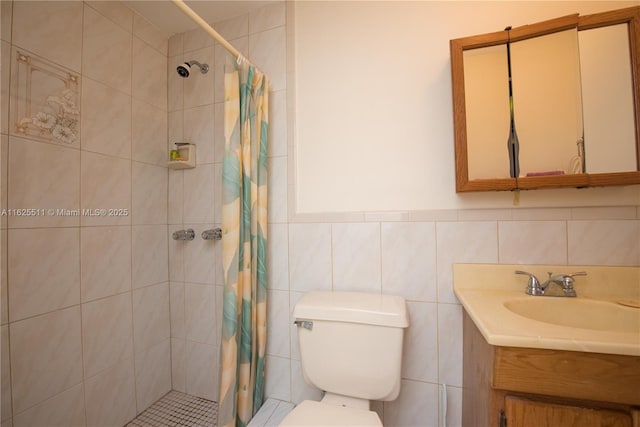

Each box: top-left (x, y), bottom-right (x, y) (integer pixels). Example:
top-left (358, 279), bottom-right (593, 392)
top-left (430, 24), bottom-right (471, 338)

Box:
top-left (450, 6), bottom-right (640, 192)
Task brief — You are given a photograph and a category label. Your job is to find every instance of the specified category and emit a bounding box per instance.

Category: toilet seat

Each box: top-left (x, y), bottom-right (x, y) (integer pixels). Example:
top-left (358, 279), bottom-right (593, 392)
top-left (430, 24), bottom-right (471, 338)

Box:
top-left (279, 400), bottom-right (382, 427)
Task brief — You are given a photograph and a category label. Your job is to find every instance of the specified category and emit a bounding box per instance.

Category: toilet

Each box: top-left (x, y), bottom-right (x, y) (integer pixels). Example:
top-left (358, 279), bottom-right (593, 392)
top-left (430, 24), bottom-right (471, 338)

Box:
top-left (280, 291), bottom-right (409, 426)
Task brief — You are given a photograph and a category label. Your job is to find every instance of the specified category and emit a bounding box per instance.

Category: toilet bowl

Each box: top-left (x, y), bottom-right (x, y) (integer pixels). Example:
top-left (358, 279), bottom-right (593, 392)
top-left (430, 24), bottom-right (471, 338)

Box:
top-left (279, 400), bottom-right (382, 427)
top-left (279, 291), bottom-right (409, 426)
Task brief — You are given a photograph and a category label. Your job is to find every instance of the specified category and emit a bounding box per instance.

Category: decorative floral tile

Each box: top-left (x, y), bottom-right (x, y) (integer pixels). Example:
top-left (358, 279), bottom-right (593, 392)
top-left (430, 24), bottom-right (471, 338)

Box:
top-left (10, 48), bottom-right (80, 148)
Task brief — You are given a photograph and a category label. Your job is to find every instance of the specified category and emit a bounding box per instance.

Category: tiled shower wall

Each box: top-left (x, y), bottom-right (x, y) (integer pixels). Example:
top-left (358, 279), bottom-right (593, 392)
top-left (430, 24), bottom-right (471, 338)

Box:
top-left (166, 2), bottom-right (288, 402)
top-left (1, 1), bottom-right (170, 426)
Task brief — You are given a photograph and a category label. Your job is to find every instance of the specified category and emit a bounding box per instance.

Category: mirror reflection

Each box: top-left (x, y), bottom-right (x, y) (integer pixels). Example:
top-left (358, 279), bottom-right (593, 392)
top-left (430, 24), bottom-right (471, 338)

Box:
top-left (451, 7), bottom-right (640, 192)
top-left (579, 23), bottom-right (636, 173)
top-left (464, 29), bottom-right (584, 179)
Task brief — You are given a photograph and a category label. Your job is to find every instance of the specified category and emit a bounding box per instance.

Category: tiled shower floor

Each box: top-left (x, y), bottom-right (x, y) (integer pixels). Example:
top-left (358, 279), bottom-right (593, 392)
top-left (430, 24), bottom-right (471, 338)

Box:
top-left (126, 391), bottom-right (217, 427)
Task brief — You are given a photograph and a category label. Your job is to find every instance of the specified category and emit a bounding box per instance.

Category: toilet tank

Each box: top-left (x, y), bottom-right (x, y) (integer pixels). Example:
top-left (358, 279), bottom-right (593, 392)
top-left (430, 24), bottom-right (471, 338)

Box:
top-left (293, 291), bottom-right (409, 401)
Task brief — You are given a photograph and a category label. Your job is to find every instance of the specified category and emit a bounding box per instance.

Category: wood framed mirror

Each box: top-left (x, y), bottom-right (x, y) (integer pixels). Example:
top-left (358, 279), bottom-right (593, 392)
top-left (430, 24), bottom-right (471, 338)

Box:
top-left (450, 6), bottom-right (640, 192)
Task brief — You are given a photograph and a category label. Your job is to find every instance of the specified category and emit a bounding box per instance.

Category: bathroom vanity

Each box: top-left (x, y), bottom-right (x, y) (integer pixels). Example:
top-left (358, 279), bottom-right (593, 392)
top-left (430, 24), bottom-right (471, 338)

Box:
top-left (454, 264), bottom-right (640, 427)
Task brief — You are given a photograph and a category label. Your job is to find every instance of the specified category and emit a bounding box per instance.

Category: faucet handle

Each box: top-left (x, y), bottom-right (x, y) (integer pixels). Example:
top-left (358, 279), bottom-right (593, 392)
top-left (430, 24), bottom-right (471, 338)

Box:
top-left (568, 271), bottom-right (587, 278)
top-left (556, 272), bottom-right (587, 296)
top-left (515, 270), bottom-right (543, 295)
top-left (554, 272), bottom-right (587, 286)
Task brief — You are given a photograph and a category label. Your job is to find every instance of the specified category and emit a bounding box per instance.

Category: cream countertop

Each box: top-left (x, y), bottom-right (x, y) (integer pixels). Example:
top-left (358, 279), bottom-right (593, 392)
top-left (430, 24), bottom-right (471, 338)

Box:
top-left (453, 264), bottom-right (640, 357)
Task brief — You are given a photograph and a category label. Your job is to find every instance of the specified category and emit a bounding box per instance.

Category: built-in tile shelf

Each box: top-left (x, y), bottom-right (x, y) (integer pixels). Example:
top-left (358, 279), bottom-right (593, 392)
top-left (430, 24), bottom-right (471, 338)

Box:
top-left (168, 143), bottom-right (196, 169)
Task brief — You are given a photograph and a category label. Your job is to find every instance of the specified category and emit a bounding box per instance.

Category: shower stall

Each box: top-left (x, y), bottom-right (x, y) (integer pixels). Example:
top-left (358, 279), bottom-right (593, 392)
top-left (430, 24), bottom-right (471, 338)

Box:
top-left (0, 1), bottom-right (283, 425)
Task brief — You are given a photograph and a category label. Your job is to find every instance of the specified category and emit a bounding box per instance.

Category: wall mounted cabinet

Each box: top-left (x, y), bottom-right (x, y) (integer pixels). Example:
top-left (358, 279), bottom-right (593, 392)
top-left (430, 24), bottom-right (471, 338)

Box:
top-left (450, 7), bottom-right (640, 192)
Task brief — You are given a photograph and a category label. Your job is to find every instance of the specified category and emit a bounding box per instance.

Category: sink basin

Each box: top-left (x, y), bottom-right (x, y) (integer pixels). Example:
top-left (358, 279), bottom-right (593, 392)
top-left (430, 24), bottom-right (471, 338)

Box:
top-left (504, 298), bottom-right (640, 334)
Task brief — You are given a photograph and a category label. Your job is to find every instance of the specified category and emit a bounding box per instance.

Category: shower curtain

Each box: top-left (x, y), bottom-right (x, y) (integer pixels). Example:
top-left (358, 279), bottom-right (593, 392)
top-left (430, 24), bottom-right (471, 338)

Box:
top-left (218, 55), bottom-right (269, 427)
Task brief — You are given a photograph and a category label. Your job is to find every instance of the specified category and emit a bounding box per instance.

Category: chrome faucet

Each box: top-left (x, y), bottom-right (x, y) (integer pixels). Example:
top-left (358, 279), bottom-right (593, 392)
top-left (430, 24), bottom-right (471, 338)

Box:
top-left (515, 270), bottom-right (587, 297)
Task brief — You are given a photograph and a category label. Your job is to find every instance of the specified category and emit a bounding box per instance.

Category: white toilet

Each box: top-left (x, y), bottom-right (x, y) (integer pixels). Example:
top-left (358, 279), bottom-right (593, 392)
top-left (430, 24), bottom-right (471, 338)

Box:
top-left (280, 291), bottom-right (409, 426)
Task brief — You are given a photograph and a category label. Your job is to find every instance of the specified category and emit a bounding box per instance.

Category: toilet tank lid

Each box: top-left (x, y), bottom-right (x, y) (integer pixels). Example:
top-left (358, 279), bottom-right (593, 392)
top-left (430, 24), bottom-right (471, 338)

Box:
top-left (293, 291), bottom-right (409, 328)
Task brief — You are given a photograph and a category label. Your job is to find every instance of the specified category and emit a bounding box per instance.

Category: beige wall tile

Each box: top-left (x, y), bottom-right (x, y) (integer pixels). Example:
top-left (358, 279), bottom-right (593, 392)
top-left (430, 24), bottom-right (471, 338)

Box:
top-left (84, 357), bottom-right (136, 427)
top-left (168, 170), bottom-right (184, 225)
top-left (290, 359), bottom-right (321, 405)
top-left (214, 14), bottom-right (248, 42)
top-left (498, 220), bottom-right (567, 265)
top-left (266, 289), bottom-right (289, 358)
top-left (10, 306), bottom-right (82, 414)
top-left (182, 166), bottom-right (215, 224)
top-left (171, 338), bottom-right (186, 393)
top-left (168, 237), bottom-right (185, 282)
top-left (185, 341), bottom-right (217, 401)
top-left (0, 136), bottom-right (6, 230)
top-left (132, 162), bottom-right (167, 225)
top-left (332, 223), bottom-right (381, 293)
top-left (8, 227), bottom-right (79, 321)
top-left (402, 302), bottom-right (438, 383)
top-left (134, 339), bottom-right (171, 413)
top-left (268, 90), bottom-right (287, 158)
top-left (1, 41), bottom-right (9, 136)
top-left (168, 56), bottom-right (185, 112)
top-left (81, 77), bottom-right (131, 159)
top-left (80, 151), bottom-right (131, 226)
top-left (383, 379), bottom-right (438, 427)
top-left (249, 27), bottom-right (286, 91)
top-left (265, 355), bottom-right (290, 403)
top-left (12, 383), bottom-right (85, 427)
top-left (85, 1), bottom-right (133, 33)
top-left (267, 223), bottom-right (288, 291)
top-left (133, 282), bottom-right (170, 352)
top-left (249, 2), bottom-right (285, 34)
top-left (182, 47), bottom-right (214, 109)
top-left (183, 104), bottom-right (215, 164)
top-left (184, 283), bottom-right (216, 344)
top-left (131, 225), bottom-right (168, 289)
top-left (183, 227), bottom-right (215, 285)
top-left (288, 223), bottom-right (332, 292)
top-left (169, 282), bottom-right (185, 339)
top-left (571, 206), bottom-right (637, 220)
top-left (437, 303), bottom-right (463, 387)
top-left (168, 33), bottom-right (183, 57)
top-left (1, 1), bottom-right (12, 43)
top-left (182, 27), bottom-right (213, 53)
top-left (568, 219), bottom-right (640, 266)
top-left (132, 38), bottom-right (167, 110)
top-left (81, 226), bottom-right (131, 303)
top-left (1, 325), bottom-right (11, 422)
top-left (0, 230), bottom-right (6, 326)
top-left (81, 293), bottom-right (133, 378)
top-left (133, 13), bottom-right (167, 56)
top-left (132, 99), bottom-right (167, 166)
top-left (268, 156), bottom-right (287, 224)
top-left (436, 221), bottom-right (498, 303)
top-left (12, 1), bottom-right (82, 72)
top-left (381, 222), bottom-right (436, 302)
top-left (82, 6), bottom-right (132, 94)
top-left (213, 164), bottom-right (223, 226)
top-left (8, 137), bottom-right (80, 228)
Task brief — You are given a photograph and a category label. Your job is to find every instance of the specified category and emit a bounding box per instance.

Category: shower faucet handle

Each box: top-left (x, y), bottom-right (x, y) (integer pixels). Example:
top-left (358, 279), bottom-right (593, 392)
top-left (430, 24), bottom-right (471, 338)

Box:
top-left (202, 228), bottom-right (222, 240)
top-left (172, 229), bottom-right (195, 241)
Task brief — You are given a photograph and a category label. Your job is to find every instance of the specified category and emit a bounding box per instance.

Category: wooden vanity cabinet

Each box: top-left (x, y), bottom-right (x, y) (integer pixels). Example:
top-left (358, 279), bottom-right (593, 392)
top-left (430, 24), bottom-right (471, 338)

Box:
top-left (504, 396), bottom-right (634, 427)
top-left (462, 312), bottom-right (640, 427)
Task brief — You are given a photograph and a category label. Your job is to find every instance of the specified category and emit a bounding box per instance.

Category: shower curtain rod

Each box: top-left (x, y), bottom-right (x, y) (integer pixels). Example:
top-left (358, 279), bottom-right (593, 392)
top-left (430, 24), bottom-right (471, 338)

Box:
top-left (171, 0), bottom-right (249, 63)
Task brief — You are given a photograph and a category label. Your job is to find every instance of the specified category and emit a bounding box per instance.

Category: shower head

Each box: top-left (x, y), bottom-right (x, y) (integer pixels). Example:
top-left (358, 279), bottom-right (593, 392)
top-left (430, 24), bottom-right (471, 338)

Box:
top-left (176, 60), bottom-right (209, 78)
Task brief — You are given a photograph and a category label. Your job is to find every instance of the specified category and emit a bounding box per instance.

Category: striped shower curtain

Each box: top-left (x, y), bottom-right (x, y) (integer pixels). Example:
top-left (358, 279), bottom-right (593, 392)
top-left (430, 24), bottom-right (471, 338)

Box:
top-left (218, 56), bottom-right (269, 427)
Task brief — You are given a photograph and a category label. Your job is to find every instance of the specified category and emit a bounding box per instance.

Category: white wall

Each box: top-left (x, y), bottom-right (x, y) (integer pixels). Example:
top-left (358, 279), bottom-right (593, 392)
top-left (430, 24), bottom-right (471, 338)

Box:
top-left (290, 1), bottom-right (640, 214)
